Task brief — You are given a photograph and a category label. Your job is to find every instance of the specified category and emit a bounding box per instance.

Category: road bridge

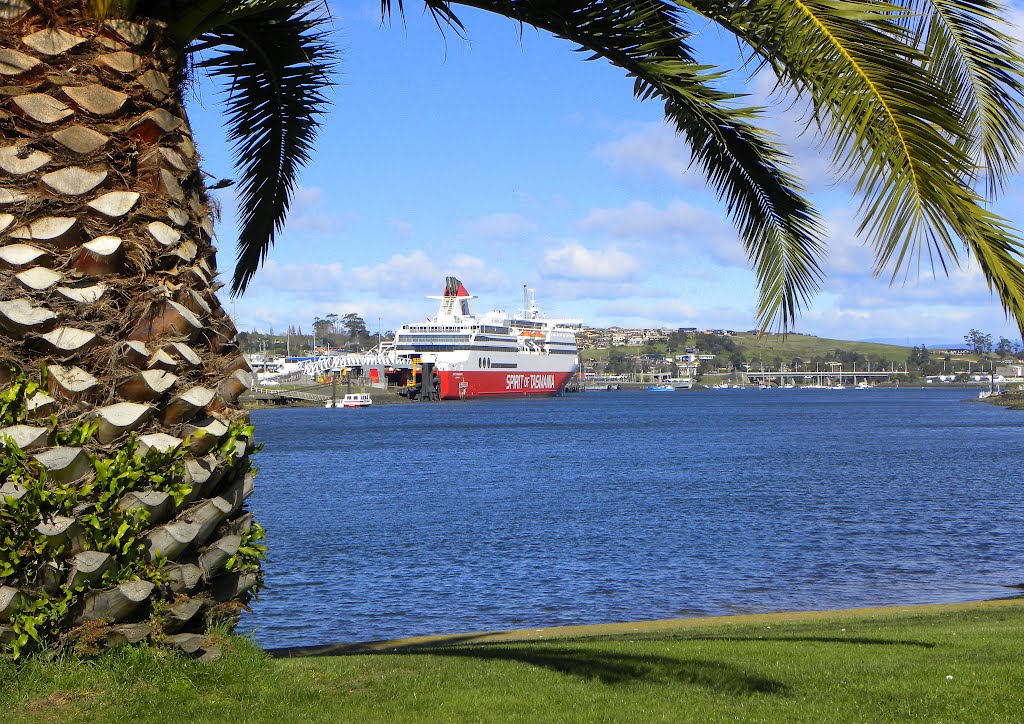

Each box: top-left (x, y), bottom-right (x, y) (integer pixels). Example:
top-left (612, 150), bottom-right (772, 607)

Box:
top-left (743, 370), bottom-right (906, 385)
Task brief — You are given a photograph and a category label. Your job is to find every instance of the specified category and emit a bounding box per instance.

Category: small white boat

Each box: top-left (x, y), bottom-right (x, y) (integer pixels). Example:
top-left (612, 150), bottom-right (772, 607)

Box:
top-left (327, 393), bottom-right (373, 408)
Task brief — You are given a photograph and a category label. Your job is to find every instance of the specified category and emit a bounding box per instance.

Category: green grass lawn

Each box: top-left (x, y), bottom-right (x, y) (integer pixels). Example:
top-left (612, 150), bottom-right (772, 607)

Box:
top-left (3, 599), bottom-right (1022, 723)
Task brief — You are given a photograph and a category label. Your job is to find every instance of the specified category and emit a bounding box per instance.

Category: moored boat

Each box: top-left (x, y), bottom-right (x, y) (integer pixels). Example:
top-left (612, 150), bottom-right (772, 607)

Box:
top-left (393, 278), bottom-right (581, 400)
top-left (666, 377), bottom-right (694, 389)
top-left (326, 393), bottom-right (373, 408)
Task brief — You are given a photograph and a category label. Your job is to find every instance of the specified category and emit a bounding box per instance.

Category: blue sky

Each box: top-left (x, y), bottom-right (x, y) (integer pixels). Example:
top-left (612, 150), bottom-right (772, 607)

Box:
top-left (186, 1), bottom-right (1024, 346)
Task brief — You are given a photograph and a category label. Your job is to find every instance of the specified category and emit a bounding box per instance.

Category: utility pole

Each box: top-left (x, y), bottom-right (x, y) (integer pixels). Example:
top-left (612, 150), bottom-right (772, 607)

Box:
top-left (329, 366), bottom-right (338, 409)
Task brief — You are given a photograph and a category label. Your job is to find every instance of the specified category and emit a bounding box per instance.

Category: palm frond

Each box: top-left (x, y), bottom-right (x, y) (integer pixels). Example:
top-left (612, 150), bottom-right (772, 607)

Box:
top-left (685, 0), bottom-right (1024, 334)
top-left (193, 3), bottom-right (335, 295)
top-left (164, 0), bottom-right (324, 41)
top-left (381, 0), bottom-right (466, 33)
top-left (439, 0), bottom-right (825, 330)
top-left (906, 0), bottom-right (1024, 195)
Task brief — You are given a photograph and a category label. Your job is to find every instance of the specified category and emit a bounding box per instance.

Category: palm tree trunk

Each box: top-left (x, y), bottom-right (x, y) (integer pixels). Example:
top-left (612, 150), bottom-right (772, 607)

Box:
top-left (1, 8), bottom-right (260, 658)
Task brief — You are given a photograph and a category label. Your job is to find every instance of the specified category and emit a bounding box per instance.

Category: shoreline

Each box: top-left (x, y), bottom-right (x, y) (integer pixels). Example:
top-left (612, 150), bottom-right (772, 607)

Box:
top-left (268, 594), bottom-right (1024, 657)
top-left (241, 384), bottom-right (991, 405)
top-left (978, 390), bottom-right (1024, 409)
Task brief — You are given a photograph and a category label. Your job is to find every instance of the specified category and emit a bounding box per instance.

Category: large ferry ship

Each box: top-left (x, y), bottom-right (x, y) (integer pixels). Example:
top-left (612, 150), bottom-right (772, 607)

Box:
top-left (393, 277), bottom-right (581, 400)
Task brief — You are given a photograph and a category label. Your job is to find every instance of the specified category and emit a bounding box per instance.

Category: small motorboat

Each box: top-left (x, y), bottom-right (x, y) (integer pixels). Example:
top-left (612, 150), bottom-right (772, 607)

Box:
top-left (326, 393), bottom-right (373, 408)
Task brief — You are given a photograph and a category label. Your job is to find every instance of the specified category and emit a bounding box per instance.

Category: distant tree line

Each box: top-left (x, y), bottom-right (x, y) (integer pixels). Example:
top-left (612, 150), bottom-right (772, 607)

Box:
top-left (236, 313), bottom-right (394, 356)
top-left (963, 328), bottom-right (1023, 357)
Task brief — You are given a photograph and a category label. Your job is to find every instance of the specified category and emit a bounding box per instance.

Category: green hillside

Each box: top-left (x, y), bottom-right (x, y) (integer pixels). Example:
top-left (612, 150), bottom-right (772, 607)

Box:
top-left (731, 334), bottom-right (911, 364)
top-left (582, 334), bottom-right (913, 365)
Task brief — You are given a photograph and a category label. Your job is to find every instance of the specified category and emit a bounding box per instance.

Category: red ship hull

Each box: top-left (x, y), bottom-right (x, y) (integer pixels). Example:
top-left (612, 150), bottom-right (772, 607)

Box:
top-left (438, 370), bottom-right (575, 399)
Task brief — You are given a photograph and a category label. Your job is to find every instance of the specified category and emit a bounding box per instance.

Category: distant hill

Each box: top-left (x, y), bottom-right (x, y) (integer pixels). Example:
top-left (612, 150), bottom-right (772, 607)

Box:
top-left (859, 337), bottom-right (964, 348)
top-left (731, 334), bottom-right (910, 363)
top-left (583, 334), bottom-right (914, 363)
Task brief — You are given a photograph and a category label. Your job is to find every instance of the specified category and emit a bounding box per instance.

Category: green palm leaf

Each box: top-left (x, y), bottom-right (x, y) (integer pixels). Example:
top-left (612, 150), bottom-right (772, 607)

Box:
top-left (907, 0), bottom-right (1024, 195)
top-left (426, 0), bottom-right (826, 330)
top-left (192, 4), bottom-right (334, 294)
top-left (685, 0), bottom-right (1024, 332)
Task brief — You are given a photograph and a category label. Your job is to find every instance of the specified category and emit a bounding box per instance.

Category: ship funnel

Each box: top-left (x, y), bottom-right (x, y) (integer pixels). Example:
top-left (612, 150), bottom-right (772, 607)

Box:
top-left (436, 276), bottom-right (473, 317)
top-left (444, 277), bottom-right (469, 297)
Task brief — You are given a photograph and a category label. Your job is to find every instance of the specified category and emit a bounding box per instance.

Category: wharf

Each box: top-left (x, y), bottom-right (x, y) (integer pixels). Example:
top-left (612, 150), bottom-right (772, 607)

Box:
top-left (242, 384), bottom-right (410, 408)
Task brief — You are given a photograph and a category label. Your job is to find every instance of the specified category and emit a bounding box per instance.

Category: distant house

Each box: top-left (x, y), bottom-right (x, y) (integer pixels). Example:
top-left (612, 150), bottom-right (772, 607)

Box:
top-left (935, 347), bottom-right (971, 356)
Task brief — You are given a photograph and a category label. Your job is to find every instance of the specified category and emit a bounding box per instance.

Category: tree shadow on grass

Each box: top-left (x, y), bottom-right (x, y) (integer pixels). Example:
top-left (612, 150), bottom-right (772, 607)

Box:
top-left (269, 630), bottom-right (937, 696)
top-left (272, 637), bottom-right (790, 696)
top-left (393, 645), bottom-right (790, 696)
top-left (680, 635), bottom-right (935, 648)
top-left (269, 633), bottom-right (501, 658)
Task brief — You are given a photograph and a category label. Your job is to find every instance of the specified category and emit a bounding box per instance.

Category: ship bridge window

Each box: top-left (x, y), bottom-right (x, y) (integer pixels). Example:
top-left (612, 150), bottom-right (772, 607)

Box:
top-left (402, 334), bottom-right (472, 344)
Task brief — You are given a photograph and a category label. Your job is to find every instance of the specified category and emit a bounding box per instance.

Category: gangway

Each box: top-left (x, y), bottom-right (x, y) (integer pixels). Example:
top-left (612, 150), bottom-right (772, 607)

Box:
top-left (298, 353), bottom-right (414, 377)
top-left (248, 386), bottom-right (330, 403)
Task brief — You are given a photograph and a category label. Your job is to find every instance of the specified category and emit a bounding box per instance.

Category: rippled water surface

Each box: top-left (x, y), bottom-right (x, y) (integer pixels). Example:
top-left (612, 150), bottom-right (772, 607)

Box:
top-left (241, 389), bottom-right (1023, 648)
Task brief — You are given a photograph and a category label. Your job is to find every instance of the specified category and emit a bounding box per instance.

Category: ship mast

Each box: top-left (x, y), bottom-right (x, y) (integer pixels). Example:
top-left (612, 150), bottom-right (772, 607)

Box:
top-left (521, 284), bottom-right (540, 320)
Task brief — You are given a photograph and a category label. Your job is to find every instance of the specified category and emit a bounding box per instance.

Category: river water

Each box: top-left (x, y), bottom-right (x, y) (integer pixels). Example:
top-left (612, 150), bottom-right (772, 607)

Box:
top-left (240, 388), bottom-right (1023, 648)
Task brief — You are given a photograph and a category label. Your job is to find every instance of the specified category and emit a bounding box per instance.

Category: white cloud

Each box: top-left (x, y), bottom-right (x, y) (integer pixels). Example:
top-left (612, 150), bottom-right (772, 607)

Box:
top-left (255, 260), bottom-right (346, 293)
top-left (591, 122), bottom-right (701, 184)
top-left (294, 185), bottom-right (323, 206)
top-left (595, 298), bottom-right (699, 325)
top-left (591, 87), bottom-right (840, 193)
top-left (534, 279), bottom-right (653, 303)
top-left (801, 303), bottom-right (1014, 343)
top-left (539, 242), bottom-right (640, 282)
top-left (267, 185), bottom-right (359, 236)
top-left (235, 251), bottom-right (508, 331)
top-left (349, 250), bottom-right (508, 296)
top-left (576, 200), bottom-right (746, 266)
top-left (818, 207), bottom-right (873, 277)
top-left (817, 205), bottom-right (1000, 309)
